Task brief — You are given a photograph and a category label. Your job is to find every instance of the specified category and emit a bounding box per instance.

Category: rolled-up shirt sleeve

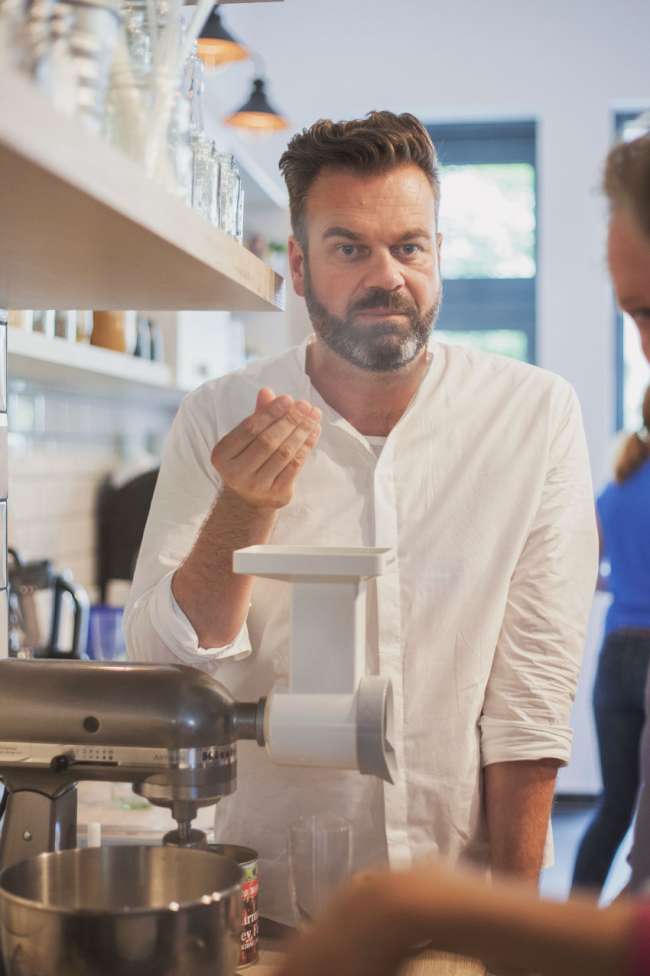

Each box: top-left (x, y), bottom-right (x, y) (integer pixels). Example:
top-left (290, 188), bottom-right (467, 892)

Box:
top-left (129, 570), bottom-right (252, 667)
top-left (480, 384), bottom-right (599, 767)
top-left (124, 388), bottom-right (252, 673)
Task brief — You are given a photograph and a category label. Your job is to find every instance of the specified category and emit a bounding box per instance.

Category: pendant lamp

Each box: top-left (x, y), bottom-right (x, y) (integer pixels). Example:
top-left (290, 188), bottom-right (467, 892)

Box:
top-left (197, 7), bottom-right (248, 69)
top-left (225, 77), bottom-right (288, 132)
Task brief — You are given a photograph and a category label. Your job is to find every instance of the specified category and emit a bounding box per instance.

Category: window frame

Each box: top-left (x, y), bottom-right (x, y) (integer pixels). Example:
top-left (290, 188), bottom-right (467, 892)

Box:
top-left (426, 120), bottom-right (538, 363)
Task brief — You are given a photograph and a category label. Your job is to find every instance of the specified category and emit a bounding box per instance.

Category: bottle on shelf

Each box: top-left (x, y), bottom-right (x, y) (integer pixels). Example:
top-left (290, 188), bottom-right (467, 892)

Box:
top-left (7, 311), bottom-right (34, 331)
top-left (133, 313), bottom-right (151, 359)
top-left (32, 310), bottom-right (55, 337)
top-left (91, 311), bottom-right (128, 352)
top-left (76, 310), bottom-right (93, 344)
top-left (54, 310), bottom-right (77, 341)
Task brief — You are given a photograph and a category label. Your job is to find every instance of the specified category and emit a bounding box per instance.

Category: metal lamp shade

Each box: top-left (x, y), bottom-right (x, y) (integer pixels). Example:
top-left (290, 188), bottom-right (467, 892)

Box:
top-left (197, 9), bottom-right (248, 69)
top-left (225, 78), bottom-right (288, 132)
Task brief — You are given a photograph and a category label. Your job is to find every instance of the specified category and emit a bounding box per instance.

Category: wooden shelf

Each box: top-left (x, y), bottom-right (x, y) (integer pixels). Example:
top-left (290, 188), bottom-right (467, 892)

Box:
top-left (7, 327), bottom-right (184, 403)
top-left (0, 70), bottom-right (285, 312)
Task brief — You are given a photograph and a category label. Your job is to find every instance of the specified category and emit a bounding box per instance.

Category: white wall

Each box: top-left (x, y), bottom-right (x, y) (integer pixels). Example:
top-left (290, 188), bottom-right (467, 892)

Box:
top-left (208, 0), bottom-right (650, 792)
top-left (8, 384), bottom-right (174, 596)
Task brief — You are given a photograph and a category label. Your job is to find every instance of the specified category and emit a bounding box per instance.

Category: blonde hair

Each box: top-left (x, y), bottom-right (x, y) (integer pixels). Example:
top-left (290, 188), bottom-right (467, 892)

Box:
top-left (615, 385), bottom-right (650, 482)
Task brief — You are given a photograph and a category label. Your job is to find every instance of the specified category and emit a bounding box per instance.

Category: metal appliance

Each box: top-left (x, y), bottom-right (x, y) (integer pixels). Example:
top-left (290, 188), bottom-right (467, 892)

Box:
top-left (0, 846), bottom-right (242, 976)
top-left (7, 548), bottom-right (90, 658)
top-left (0, 544), bottom-right (396, 873)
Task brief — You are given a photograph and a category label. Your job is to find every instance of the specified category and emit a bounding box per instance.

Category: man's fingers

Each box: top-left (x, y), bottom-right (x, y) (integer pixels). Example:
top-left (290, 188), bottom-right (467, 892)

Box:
top-left (256, 424), bottom-right (320, 485)
top-left (271, 459), bottom-right (304, 497)
top-left (271, 439), bottom-right (316, 495)
top-left (216, 395), bottom-right (294, 462)
top-left (230, 404), bottom-right (319, 469)
top-left (256, 387), bottom-right (275, 411)
top-left (211, 392), bottom-right (321, 512)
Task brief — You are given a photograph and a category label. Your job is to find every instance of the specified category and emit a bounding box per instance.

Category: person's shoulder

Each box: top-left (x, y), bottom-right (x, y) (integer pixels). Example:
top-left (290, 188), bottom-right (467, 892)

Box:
top-left (638, 458), bottom-right (650, 481)
top-left (434, 340), bottom-right (574, 402)
top-left (618, 457), bottom-right (650, 491)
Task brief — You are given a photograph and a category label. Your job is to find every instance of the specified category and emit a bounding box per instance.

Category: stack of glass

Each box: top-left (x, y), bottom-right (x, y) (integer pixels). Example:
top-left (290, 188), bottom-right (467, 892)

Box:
top-left (0, 0), bottom-right (245, 234)
top-left (1, 0), bottom-right (123, 132)
top-left (185, 47), bottom-right (244, 241)
top-left (102, 0), bottom-right (192, 199)
top-left (215, 152), bottom-right (244, 241)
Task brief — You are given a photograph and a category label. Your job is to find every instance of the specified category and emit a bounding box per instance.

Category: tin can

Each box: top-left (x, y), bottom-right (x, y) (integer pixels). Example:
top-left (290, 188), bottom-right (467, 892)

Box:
top-left (208, 844), bottom-right (259, 968)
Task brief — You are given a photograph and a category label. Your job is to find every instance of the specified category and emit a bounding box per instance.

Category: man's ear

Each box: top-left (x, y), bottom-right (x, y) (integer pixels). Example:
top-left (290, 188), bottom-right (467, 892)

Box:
top-left (436, 232), bottom-right (443, 256)
top-left (288, 236), bottom-right (306, 297)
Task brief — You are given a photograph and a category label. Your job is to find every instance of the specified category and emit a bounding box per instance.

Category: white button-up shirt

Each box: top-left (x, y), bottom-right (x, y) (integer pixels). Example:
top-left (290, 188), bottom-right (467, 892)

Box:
top-left (125, 338), bottom-right (598, 923)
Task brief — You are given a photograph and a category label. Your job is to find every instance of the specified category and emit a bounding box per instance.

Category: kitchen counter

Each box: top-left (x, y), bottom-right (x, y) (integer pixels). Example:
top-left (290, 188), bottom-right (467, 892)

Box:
top-left (252, 940), bottom-right (485, 975)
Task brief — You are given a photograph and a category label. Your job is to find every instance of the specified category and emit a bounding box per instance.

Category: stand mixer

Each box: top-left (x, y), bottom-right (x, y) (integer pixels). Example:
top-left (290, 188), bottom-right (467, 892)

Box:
top-left (0, 545), bottom-right (396, 872)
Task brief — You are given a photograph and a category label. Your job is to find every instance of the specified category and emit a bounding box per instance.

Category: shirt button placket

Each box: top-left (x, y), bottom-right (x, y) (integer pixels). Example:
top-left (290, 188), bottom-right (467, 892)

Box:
top-left (374, 447), bottom-right (410, 867)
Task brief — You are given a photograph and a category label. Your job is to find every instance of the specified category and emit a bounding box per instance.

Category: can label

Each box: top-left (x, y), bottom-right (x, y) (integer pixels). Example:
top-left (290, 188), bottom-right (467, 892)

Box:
top-left (239, 871), bottom-right (260, 966)
top-left (208, 845), bottom-right (259, 969)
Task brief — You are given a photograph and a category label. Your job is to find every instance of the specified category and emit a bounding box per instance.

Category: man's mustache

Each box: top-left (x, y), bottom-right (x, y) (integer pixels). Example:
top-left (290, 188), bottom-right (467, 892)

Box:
top-left (348, 288), bottom-right (417, 316)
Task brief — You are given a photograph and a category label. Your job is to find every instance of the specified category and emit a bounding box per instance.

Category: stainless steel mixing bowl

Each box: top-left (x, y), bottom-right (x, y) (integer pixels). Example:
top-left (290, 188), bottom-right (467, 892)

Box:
top-left (0, 845), bottom-right (242, 976)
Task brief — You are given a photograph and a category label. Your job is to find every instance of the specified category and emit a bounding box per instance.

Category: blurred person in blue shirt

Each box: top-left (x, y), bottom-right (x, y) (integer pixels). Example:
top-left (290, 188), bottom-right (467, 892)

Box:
top-left (572, 132), bottom-right (650, 893)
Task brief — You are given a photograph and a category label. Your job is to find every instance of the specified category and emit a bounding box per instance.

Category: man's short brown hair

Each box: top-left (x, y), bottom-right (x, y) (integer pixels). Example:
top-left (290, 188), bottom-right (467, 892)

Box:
top-left (279, 110), bottom-right (440, 245)
top-left (604, 133), bottom-right (650, 240)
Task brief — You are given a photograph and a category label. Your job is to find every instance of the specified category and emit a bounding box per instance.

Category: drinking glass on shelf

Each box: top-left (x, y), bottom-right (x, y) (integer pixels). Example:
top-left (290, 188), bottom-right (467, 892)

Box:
top-left (32, 310), bottom-right (55, 338)
top-left (288, 814), bottom-right (353, 926)
top-left (0, 0), bottom-right (29, 71)
top-left (235, 182), bottom-right (245, 243)
top-left (191, 134), bottom-right (218, 223)
top-left (105, 70), bottom-right (191, 199)
top-left (216, 152), bottom-right (237, 236)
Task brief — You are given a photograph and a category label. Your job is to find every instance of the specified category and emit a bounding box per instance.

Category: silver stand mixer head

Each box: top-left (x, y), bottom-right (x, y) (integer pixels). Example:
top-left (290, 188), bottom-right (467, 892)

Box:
top-left (0, 659), bottom-right (263, 871)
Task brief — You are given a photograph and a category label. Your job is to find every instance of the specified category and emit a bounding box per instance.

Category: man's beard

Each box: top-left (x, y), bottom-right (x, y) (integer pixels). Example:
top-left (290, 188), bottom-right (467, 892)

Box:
top-left (303, 264), bottom-right (441, 373)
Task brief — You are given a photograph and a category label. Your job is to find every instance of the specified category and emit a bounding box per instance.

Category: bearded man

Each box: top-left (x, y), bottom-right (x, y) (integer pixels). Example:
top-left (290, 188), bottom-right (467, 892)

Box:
top-left (125, 111), bottom-right (598, 922)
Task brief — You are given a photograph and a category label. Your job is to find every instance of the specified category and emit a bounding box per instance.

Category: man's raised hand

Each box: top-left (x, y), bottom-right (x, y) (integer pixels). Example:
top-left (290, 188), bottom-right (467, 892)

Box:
top-left (211, 387), bottom-right (321, 510)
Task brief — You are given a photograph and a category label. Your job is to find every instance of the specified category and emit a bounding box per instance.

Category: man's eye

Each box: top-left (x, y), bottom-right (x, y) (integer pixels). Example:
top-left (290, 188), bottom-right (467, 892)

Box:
top-left (396, 244), bottom-right (423, 257)
top-left (338, 244), bottom-right (360, 257)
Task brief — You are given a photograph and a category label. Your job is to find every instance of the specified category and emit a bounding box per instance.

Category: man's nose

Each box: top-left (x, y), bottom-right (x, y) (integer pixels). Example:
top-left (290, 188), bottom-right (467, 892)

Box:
top-left (362, 249), bottom-right (405, 293)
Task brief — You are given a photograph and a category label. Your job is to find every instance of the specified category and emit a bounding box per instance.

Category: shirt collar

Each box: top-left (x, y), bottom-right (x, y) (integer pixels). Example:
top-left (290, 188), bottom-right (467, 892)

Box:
top-left (289, 335), bottom-right (441, 447)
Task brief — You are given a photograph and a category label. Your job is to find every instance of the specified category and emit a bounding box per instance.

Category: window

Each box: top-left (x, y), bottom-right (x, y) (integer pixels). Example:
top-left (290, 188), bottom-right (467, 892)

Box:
top-left (614, 112), bottom-right (650, 431)
top-left (426, 121), bottom-right (537, 363)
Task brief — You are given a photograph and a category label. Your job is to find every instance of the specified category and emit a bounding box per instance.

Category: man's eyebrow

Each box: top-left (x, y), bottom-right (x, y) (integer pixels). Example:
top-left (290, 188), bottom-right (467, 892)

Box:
top-left (322, 226), bottom-right (433, 242)
top-left (395, 227), bottom-right (433, 242)
top-left (322, 226), bottom-right (363, 241)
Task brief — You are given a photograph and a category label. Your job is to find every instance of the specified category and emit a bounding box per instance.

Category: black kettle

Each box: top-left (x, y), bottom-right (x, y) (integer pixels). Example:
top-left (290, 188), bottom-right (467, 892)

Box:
top-left (7, 549), bottom-right (90, 659)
